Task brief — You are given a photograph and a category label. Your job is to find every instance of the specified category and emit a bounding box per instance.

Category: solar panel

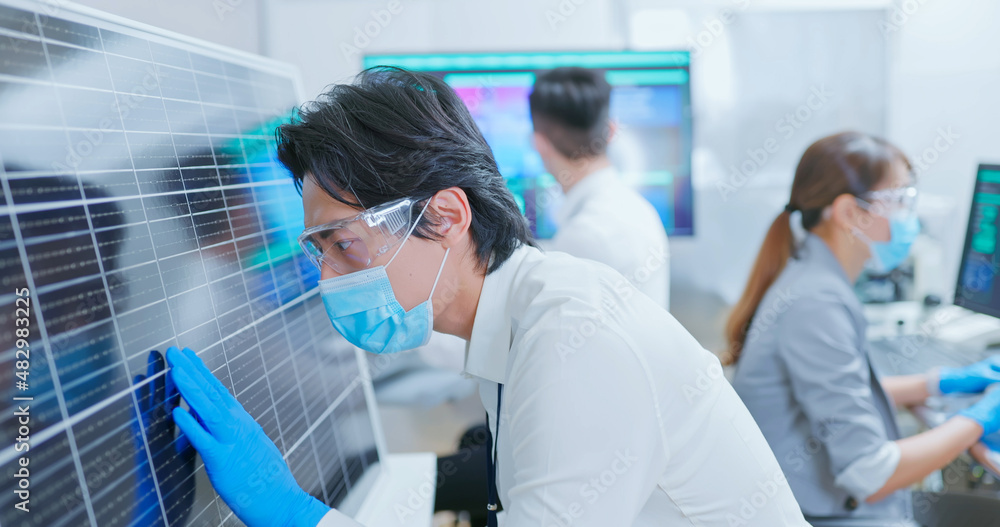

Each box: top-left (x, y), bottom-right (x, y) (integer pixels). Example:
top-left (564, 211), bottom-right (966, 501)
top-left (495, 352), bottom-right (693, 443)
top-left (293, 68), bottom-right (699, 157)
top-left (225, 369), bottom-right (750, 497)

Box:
top-left (0, 1), bottom-right (382, 525)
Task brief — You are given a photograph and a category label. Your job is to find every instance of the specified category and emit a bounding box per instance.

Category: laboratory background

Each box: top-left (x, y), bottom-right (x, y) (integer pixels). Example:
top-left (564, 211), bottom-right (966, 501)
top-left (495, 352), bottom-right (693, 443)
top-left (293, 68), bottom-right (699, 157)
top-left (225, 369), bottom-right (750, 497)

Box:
top-left (1, 0), bottom-right (1000, 526)
top-left (245, 0), bottom-right (997, 463)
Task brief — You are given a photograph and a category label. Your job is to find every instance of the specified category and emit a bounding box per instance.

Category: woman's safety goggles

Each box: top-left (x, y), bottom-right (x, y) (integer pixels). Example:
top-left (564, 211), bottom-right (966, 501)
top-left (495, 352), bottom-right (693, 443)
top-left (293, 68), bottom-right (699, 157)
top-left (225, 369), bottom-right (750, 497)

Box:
top-left (856, 185), bottom-right (918, 217)
top-left (297, 197), bottom-right (426, 274)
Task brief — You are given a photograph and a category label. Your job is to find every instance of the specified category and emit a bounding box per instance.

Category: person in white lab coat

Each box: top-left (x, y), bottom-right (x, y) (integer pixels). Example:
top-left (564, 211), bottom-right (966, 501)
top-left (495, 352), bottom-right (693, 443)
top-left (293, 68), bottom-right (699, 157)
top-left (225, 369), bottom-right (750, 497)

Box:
top-left (530, 67), bottom-right (670, 310)
top-left (164, 66), bottom-right (809, 526)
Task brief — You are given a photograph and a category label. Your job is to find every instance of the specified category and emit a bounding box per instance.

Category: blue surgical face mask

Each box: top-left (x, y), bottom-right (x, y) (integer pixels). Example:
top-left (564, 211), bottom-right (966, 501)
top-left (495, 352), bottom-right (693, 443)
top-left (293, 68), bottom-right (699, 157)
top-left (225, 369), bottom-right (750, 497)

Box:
top-left (317, 205), bottom-right (450, 354)
top-left (864, 211), bottom-right (921, 274)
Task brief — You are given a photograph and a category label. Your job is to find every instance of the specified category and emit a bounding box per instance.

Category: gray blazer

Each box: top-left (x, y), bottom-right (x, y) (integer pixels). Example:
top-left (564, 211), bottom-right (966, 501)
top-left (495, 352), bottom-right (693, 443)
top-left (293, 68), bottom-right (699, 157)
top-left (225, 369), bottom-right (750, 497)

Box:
top-left (732, 234), bottom-right (916, 526)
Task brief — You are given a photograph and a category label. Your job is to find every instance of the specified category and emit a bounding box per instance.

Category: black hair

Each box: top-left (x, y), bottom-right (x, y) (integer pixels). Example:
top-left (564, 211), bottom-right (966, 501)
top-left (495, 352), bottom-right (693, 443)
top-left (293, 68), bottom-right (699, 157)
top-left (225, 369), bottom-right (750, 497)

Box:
top-left (276, 66), bottom-right (534, 274)
top-left (528, 67), bottom-right (612, 159)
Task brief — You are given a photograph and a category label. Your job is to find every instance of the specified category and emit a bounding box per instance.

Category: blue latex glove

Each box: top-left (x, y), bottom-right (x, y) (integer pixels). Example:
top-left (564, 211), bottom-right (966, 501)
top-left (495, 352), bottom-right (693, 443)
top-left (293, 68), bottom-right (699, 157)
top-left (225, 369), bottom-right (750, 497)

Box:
top-left (165, 346), bottom-right (330, 527)
top-left (939, 355), bottom-right (1000, 394)
top-left (959, 387), bottom-right (1000, 436)
top-left (983, 432), bottom-right (1000, 452)
top-left (131, 349), bottom-right (195, 525)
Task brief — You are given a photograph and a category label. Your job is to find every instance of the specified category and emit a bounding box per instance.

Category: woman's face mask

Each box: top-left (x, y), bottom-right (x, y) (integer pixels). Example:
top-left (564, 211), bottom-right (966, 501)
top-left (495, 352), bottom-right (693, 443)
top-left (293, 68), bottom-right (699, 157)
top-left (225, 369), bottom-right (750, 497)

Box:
top-left (863, 210), bottom-right (921, 273)
top-left (851, 186), bottom-right (921, 274)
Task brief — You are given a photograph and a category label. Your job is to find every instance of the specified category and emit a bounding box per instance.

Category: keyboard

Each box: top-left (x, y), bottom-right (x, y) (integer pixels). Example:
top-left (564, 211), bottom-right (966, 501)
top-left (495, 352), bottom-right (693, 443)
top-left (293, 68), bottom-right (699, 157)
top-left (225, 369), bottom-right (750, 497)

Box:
top-left (867, 335), bottom-right (993, 377)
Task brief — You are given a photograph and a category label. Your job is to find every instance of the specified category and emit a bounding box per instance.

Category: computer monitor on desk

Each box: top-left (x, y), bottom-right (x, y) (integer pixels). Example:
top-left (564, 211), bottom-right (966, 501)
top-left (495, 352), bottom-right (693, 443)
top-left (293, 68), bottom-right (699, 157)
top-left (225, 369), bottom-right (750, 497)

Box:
top-left (956, 164), bottom-right (1000, 318)
top-left (871, 164), bottom-right (1000, 369)
top-left (940, 164), bottom-right (1000, 349)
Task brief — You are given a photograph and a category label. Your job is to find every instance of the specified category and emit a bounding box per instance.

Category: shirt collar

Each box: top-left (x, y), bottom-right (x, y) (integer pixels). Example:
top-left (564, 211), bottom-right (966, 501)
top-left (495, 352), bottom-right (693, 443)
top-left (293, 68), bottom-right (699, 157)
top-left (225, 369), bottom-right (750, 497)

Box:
top-left (463, 244), bottom-right (533, 384)
top-left (556, 165), bottom-right (618, 225)
top-left (801, 232), bottom-right (851, 286)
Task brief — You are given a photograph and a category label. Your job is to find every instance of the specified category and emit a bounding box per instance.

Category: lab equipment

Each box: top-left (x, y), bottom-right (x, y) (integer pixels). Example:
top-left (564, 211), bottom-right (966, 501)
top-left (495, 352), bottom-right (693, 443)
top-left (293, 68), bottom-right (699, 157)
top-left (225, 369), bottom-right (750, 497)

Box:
top-left (363, 51), bottom-right (694, 238)
top-left (0, 1), bottom-right (382, 524)
top-left (167, 346), bottom-right (331, 527)
top-left (933, 306), bottom-right (1000, 349)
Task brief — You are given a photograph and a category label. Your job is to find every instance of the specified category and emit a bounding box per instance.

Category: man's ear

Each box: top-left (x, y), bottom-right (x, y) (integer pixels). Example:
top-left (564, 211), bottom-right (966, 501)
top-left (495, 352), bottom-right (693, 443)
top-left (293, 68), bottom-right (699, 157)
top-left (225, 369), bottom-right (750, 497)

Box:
top-left (430, 187), bottom-right (472, 248)
top-left (533, 131), bottom-right (553, 157)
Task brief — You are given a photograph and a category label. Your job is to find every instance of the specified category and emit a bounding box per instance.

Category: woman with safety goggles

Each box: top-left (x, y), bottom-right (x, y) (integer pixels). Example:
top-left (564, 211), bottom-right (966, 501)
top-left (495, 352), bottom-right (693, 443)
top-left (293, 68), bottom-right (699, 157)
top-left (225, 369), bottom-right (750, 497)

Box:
top-left (726, 131), bottom-right (1000, 526)
top-left (161, 66), bottom-right (812, 527)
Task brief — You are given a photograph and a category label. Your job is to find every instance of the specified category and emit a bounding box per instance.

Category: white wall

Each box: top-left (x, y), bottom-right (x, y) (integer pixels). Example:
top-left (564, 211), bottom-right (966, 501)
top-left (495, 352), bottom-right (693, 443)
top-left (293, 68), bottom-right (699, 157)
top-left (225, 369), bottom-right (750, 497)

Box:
top-left (70, 0), bottom-right (1000, 340)
top-left (263, 0), bottom-right (1000, 309)
top-left (74, 0), bottom-right (263, 54)
top-left (264, 0), bottom-right (896, 305)
top-left (885, 0), bottom-right (1000, 302)
top-left (654, 8), bottom-right (891, 303)
top-left (266, 0), bottom-right (629, 99)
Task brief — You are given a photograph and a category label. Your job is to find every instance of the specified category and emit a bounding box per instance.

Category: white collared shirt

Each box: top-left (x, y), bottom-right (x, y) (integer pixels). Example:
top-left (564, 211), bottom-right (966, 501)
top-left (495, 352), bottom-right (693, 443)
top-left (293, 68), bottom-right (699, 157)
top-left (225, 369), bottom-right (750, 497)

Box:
top-left (318, 245), bottom-right (808, 527)
top-left (541, 165), bottom-right (670, 310)
top-left (462, 245), bottom-right (807, 526)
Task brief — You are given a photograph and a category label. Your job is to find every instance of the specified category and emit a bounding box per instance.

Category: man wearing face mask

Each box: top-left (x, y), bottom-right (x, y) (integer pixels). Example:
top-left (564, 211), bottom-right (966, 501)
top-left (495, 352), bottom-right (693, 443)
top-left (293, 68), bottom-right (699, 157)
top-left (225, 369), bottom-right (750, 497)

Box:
top-left (727, 132), bottom-right (1000, 526)
top-left (163, 66), bottom-right (811, 527)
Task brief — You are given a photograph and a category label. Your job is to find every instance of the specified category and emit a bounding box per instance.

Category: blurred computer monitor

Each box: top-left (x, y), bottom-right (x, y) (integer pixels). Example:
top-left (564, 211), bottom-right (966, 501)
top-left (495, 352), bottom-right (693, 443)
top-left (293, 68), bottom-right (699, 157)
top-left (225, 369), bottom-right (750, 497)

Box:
top-left (362, 51), bottom-right (694, 238)
top-left (955, 164), bottom-right (1000, 318)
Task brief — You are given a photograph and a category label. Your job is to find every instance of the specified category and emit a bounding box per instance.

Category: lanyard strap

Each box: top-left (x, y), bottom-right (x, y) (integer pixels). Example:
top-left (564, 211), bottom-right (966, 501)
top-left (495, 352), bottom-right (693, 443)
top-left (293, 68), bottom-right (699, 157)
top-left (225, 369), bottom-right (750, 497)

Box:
top-left (486, 383), bottom-right (503, 527)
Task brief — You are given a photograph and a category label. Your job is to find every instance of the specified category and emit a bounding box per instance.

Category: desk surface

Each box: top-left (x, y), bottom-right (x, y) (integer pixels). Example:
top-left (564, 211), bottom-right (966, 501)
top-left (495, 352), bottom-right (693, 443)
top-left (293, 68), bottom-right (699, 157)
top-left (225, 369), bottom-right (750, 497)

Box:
top-left (354, 452), bottom-right (437, 527)
top-left (864, 310), bottom-right (1000, 495)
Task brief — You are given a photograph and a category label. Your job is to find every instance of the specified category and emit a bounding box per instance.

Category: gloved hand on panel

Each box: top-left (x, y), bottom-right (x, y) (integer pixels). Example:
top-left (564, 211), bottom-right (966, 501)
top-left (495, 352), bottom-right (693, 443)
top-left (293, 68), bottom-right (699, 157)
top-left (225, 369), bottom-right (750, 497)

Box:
top-left (131, 349), bottom-right (195, 525)
top-left (166, 346), bottom-right (331, 527)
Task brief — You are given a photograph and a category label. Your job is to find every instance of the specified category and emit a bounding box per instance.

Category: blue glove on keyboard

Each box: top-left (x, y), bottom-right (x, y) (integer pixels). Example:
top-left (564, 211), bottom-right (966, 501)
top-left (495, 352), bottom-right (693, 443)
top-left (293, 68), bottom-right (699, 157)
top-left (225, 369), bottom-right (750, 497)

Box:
top-left (959, 386), bottom-right (1000, 436)
top-left (939, 355), bottom-right (1000, 394)
top-left (983, 432), bottom-right (1000, 452)
top-left (166, 346), bottom-right (330, 527)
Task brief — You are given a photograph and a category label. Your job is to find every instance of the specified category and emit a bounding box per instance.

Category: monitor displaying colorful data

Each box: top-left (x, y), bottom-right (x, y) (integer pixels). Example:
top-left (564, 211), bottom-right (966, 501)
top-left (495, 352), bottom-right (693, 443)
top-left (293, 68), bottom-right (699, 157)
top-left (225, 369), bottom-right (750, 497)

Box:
top-left (0, 1), bottom-right (380, 525)
top-left (363, 51), bottom-right (694, 238)
top-left (956, 164), bottom-right (1000, 319)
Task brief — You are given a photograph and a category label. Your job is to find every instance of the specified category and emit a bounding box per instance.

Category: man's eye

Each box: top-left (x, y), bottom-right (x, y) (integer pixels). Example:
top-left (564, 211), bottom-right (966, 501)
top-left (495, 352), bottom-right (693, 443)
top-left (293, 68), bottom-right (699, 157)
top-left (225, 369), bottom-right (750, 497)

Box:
top-left (333, 239), bottom-right (353, 252)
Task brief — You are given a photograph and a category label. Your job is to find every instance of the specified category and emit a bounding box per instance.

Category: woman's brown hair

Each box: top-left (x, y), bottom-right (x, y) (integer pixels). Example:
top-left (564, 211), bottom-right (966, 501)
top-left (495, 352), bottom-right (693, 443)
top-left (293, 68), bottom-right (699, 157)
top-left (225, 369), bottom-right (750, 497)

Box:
top-left (722, 131), bottom-right (911, 365)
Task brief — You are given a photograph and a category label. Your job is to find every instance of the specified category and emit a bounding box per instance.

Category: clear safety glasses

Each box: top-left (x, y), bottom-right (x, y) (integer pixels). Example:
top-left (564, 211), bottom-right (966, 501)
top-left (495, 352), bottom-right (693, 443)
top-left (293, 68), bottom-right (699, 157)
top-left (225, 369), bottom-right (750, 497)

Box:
top-left (297, 197), bottom-right (426, 274)
top-left (856, 185), bottom-right (918, 217)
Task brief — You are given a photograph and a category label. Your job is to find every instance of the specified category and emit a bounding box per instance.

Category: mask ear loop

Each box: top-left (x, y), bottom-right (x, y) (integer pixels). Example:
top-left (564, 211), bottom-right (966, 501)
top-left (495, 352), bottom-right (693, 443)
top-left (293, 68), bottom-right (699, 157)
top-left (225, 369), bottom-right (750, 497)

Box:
top-left (387, 195), bottom-right (451, 309)
top-left (386, 198), bottom-right (433, 268)
top-left (846, 200), bottom-right (882, 267)
top-left (427, 248), bottom-right (450, 301)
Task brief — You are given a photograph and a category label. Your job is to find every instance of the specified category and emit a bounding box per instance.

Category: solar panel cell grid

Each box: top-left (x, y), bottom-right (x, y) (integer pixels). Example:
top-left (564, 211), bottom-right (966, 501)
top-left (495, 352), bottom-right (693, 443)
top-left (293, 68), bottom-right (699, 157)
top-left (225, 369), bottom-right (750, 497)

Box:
top-left (0, 1), bottom-right (380, 525)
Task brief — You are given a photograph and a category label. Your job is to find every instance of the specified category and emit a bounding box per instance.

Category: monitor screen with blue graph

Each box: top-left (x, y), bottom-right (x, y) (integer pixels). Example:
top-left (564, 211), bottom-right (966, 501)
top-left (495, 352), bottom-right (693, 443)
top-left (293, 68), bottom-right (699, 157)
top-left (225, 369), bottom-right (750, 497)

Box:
top-left (362, 51), bottom-right (694, 238)
top-left (956, 164), bottom-right (1000, 318)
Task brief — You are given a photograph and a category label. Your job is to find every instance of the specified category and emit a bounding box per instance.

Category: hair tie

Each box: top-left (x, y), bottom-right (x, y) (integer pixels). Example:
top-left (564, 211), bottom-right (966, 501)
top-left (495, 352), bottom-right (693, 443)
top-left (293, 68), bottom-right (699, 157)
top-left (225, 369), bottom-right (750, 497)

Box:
top-left (784, 203), bottom-right (798, 214)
